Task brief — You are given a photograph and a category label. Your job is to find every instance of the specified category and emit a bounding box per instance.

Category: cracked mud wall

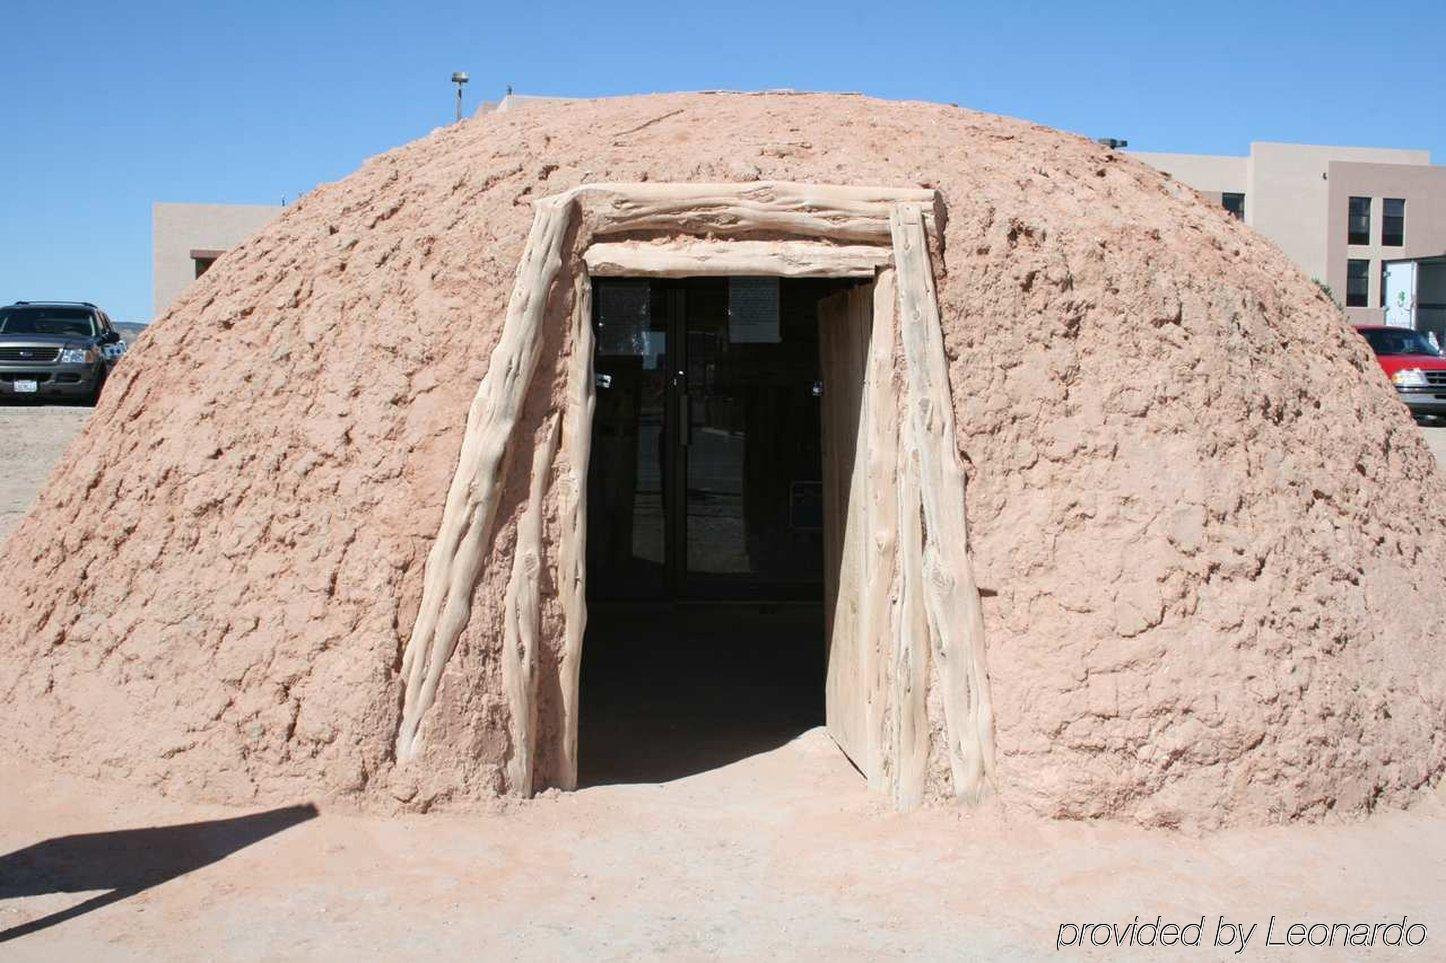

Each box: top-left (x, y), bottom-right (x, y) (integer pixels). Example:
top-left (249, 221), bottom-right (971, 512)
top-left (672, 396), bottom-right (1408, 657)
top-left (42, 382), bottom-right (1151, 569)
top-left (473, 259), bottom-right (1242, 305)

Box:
top-left (1, 92), bottom-right (1443, 827)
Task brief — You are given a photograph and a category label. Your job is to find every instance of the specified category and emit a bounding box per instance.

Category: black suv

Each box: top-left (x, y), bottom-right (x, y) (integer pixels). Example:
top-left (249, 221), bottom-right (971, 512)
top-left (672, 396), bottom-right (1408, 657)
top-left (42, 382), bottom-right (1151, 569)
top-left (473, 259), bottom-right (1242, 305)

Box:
top-left (0, 301), bottom-right (127, 403)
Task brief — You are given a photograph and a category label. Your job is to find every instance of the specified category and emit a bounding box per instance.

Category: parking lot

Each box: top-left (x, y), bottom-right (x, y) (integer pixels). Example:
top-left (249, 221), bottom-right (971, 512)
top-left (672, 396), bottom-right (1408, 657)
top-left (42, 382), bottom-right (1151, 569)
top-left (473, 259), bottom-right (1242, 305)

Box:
top-left (0, 405), bottom-right (90, 541)
top-left (1425, 423), bottom-right (1446, 465)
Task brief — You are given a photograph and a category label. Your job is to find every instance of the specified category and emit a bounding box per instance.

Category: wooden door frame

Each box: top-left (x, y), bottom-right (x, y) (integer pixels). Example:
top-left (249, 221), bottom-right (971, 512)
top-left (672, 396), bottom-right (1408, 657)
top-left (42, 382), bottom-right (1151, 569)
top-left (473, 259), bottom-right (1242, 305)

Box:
top-left (393, 182), bottom-right (996, 809)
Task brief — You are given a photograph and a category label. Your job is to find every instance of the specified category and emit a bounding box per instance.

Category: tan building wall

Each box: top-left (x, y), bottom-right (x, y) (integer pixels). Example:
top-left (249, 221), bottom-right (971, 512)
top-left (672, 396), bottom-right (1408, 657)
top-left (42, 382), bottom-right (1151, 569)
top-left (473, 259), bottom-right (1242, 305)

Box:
top-left (1133, 142), bottom-right (1444, 324)
top-left (1245, 143), bottom-right (1428, 284)
top-left (1326, 163), bottom-right (1446, 323)
top-left (153, 202), bottom-right (283, 317)
top-left (1128, 152), bottom-right (1247, 200)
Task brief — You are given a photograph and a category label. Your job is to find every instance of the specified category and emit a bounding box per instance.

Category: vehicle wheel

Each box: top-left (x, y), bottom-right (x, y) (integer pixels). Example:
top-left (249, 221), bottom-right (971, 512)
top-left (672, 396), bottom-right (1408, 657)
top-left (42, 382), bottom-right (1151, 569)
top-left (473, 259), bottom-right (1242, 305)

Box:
top-left (87, 368), bottom-right (108, 407)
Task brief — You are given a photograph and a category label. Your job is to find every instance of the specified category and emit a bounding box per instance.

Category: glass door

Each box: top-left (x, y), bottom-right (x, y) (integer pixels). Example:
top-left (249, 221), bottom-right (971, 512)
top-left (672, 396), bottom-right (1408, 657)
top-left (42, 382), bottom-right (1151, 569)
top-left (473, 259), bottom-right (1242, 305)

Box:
top-left (587, 279), bottom-right (671, 600)
top-left (588, 277), bottom-right (831, 602)
top-left (677, 278), bottom-right (824, 599)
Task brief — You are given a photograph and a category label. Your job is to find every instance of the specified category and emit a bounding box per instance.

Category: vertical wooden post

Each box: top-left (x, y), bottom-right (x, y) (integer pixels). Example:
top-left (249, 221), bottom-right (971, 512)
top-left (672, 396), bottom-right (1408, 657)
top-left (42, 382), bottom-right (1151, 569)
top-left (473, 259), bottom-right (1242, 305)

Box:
top-left (554, 267), bottom-right (595, 790)
top-left (890, 202), bottom-right (997, 802)
top-left (500, 414), bottom-right (560, 795)
top-left (891, 416), bottom-right (930, 810)
top-left (396, 195), bottom-right (577, 762)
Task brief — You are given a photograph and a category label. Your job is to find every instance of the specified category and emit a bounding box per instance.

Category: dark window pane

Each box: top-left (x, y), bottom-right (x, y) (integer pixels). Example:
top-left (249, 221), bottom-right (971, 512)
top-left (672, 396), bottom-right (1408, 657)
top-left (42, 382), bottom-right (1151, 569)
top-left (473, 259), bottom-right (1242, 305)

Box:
top-left (1347, 196), bottom-right (1371, 246)
top-left (1382, 197), bottom-right (1405, 247)
top-left (1380, 262), bottom-right (1388, 307)
top-left (194, 257), bottom-right (217, 279)
top-left (0, 306), bottom-right (97, 337)
top-left (1346, 258), bottom-right (1370, 307)
top-left (1221, 192), bottom-right (1245, 220)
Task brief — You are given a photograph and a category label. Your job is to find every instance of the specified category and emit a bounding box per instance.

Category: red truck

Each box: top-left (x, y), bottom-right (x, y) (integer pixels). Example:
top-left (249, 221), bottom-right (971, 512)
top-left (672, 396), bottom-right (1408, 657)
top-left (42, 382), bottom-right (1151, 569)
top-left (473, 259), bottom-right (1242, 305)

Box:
top-left (1355, 325), bottom-right (1446, 422)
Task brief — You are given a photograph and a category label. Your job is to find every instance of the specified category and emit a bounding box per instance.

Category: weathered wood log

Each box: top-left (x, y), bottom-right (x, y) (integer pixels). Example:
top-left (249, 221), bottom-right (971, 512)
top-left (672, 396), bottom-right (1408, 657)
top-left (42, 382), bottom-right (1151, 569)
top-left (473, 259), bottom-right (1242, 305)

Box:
top-left (553, 267), bottom-right (595, 791)
top-left (584, 239), bottom-right (890, 278)
top-left (566, 181), bottom-right (940, 244)
top-left (891, 414), bottom-right (930, 811)
top-left (890, 202), bottom-right (997, 802)
top-left (500, 414), bottom-right (560, 795)
top-left (395, 194), bottom-right (578, 760)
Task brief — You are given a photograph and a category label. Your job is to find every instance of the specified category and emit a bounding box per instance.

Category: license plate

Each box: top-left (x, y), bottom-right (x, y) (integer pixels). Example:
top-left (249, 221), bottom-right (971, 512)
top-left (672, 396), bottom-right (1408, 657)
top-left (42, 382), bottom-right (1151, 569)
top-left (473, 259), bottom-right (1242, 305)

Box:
top-left (14, 380), bottom-right (38, 393)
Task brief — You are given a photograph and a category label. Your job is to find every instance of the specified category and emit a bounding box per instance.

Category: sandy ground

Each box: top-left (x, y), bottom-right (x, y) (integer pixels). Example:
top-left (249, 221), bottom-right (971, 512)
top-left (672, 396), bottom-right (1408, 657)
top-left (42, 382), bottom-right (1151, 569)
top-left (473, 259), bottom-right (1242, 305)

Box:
top-left (2, 407), bottom-right (1445, 959)
top-left (2, 737), bottom-right (1445, 960)
top-left (1425, 423), bottom-right (1446, 467)
top-left (0, 405), bottom-right (91, 541)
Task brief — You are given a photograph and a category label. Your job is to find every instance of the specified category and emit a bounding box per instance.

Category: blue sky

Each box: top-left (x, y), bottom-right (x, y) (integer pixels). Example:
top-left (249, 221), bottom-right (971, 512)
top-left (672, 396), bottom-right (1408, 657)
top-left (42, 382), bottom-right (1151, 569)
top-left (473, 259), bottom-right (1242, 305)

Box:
top-left (4, 0), bottom-right (1444, 322)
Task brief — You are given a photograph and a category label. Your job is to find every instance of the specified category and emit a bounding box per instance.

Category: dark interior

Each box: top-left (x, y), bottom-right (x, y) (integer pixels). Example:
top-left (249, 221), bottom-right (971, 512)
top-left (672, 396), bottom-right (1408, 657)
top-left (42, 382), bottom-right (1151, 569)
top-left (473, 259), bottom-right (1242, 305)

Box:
top-left (579, 276), bottom-right (858, 786)
top-left (579, 601), bottom-right (824, 785)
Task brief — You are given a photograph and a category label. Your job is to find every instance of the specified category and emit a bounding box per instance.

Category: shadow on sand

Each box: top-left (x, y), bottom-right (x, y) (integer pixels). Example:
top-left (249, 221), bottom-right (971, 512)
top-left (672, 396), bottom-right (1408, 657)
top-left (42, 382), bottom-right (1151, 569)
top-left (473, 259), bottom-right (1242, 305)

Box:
top-left (579, 603), bottom-right (826, 787)
top-left (0, 804), bottom-right (317, 943)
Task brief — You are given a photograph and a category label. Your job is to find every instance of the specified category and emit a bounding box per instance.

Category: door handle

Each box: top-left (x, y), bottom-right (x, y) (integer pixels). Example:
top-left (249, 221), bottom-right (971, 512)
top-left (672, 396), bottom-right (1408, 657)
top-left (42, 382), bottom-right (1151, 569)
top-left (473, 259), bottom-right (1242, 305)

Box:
top-left (673, 369), bottom-right (690, 447)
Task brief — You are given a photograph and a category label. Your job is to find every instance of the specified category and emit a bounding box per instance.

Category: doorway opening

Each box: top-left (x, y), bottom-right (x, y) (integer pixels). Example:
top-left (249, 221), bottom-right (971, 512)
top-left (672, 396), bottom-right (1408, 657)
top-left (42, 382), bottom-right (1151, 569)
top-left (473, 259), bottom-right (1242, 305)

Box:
top-left (396, 185), bottom-right (989, 806)
top-left (580, 276), bottom-right (863, 785)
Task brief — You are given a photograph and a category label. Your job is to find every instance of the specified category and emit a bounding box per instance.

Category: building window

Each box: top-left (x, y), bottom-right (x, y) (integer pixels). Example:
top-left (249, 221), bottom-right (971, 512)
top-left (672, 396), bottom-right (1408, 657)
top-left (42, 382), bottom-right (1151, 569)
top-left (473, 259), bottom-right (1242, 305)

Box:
top-left (1380, 261), bottom-right (1388, 307)
top-left (1221, 193), bottom-right (1245, 220)
top-left (1382, 198), bottom-right (1405, 247)
top-left (189, 248), bottom-right (225, 280)
top-left (1347, 196), bottom-right (1371, 245)
top-left (1346, 258), bottom-right (1370, 307)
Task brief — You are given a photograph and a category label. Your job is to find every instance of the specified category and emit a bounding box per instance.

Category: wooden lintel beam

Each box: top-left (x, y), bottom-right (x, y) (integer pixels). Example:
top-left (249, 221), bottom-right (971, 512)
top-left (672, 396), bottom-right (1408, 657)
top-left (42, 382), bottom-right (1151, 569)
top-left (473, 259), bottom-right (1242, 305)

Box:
top-left (564, 181), bottom-right (942, 244)
top-left (583, 239), bottom-right (890, 278)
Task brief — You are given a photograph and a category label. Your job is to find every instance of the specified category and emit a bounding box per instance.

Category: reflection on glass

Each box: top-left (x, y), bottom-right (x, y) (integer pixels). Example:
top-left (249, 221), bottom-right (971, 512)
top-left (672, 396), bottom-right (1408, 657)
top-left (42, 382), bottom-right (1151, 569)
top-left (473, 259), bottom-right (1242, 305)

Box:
top-left (588, 277), bottom-right (843, 601)
top-left (587, 280), bottom-right (668, 599)
top-left (684, 279), bottom-right (823, 585)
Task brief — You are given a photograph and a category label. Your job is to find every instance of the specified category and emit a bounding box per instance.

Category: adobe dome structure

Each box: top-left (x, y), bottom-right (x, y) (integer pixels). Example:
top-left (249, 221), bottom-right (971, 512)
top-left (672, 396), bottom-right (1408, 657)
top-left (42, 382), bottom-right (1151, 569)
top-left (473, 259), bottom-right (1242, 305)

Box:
top-left (2, 92), bottom-right (1444, 829)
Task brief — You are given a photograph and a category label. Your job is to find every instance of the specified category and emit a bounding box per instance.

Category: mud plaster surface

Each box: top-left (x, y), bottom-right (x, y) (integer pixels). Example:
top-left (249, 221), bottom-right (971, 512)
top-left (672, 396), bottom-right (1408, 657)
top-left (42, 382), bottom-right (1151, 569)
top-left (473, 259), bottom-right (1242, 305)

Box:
top-left (2, 93), bottom-right (1444, 828)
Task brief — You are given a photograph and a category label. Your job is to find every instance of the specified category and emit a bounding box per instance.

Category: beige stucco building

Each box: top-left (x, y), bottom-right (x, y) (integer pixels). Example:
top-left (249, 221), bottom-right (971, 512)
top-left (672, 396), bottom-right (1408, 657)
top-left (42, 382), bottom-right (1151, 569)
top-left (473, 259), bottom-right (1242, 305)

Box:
top-left (1132, 143), bottom-right (1446, 325)
top-left (153, 202), bottom-right (283, 316)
